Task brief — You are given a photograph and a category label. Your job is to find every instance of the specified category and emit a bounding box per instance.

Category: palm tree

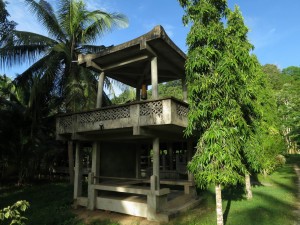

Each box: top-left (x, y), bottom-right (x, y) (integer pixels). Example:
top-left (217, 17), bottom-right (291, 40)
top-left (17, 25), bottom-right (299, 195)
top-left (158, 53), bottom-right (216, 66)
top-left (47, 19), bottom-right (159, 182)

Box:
top-left (0, 0), bottom-right (128, 183)
top-left (1, 0), bottom-right (127, 110)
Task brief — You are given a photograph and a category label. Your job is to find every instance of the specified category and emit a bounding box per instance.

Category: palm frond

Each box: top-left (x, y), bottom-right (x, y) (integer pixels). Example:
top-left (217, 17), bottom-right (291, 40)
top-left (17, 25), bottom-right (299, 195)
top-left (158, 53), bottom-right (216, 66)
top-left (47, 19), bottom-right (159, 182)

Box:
top-left (81, 11), bottom-right (128, 43)
top-left (0, 31), bottom-right (57, 68)
top-left (25, 0), bottom-right (66, 41)
top-left (15, 51), bottom-right (64, 92)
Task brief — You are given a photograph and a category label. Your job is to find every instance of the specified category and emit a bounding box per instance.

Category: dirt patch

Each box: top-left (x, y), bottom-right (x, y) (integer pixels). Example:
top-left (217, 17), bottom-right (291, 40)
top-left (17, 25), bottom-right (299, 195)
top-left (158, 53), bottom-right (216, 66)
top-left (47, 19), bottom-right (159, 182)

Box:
top-left (73, 208), bottom-right (160, 225)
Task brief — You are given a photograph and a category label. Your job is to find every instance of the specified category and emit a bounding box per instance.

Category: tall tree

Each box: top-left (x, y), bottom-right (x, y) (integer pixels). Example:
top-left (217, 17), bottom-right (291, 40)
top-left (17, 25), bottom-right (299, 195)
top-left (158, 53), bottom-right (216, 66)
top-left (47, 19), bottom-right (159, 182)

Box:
top-left (263, 65), bottom-right (300, 153)
top-left (278, 67), bottom-right (300, 153)
top-left (226, 7), bottom-right (285, 199)
top-left (0, 0), bottom-right (128, 184)
top-left (178, 1), bottom-right (258, 224)
top-left (0, 0), bottom-right (16, 45)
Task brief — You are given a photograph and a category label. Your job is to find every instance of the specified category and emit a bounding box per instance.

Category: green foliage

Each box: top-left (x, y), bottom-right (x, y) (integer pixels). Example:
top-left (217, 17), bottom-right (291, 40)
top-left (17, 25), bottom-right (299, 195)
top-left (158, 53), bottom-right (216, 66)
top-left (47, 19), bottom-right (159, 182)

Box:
top-left (180, 0), bottom-right (261, 188)
top-left (0, 183), bottom-right (123, 225)
top-left (0, 0), bottom-right (16, 45)
top-left (0, 0), bottom-right (128, 112)
top-left (148, 80), bottom-right (183, 100)
top-left (0, 200), bottom-right (29, 225)
top-left (111, 87), bottom-right (135, 104)
top-left (263, 65), bottom-right (300, 153)
top-left (0, 74), bottom-right (61, 183)
top-left (0, 0), bottom-right (128, 183)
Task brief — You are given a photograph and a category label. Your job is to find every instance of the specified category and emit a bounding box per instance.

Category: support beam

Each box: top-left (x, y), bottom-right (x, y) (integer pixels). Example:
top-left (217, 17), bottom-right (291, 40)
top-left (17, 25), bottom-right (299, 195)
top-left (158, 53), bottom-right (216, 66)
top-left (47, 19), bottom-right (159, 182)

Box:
top-left (92, 142), bottom-right (101, 183)
top-left (151, 57), bottom-right (158, 99)
top-left (96, 72), bottom-right (105, 108)
top-left (74, 142), bottom-right (83, 199)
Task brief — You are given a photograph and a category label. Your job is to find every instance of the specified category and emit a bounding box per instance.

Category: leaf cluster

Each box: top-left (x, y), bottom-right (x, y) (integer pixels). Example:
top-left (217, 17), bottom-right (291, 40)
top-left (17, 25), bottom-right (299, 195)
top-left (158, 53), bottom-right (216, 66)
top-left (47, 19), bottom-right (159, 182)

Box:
top-left (0, 200), bottom-right (29, 225)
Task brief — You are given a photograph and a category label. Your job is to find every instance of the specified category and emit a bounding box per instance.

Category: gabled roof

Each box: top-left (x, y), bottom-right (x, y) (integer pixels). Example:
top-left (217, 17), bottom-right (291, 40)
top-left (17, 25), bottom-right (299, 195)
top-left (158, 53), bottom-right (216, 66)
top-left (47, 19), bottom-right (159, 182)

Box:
top-left (78, 25), bottom-right (186, 87)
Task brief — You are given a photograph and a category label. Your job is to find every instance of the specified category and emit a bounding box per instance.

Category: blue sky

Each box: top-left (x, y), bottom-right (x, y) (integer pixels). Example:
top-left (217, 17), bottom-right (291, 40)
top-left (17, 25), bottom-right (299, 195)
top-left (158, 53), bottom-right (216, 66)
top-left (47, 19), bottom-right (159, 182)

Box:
top-left (1, 0), bottom-right (300, 77)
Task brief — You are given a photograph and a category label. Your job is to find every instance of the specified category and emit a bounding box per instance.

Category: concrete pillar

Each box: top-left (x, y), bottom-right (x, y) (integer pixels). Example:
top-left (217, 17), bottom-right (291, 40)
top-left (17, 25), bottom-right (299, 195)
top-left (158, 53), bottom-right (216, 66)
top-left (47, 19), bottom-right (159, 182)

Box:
top-left (136, 144), bottom-right (141, 179)
top-left (92, 142), bottom-right (100, 183)
top-left (182, 78), bottom-right (188, 103)
top-left (74, 142), bottom-right (82, 199)
top-left (96, 72), bottom-right (105, 108)
top-left (88, 172), bottom-right (97, 210)
top-left (151, 57), bottom-right (158, 99)
top-left (151, 137), bottom-right (160, 190)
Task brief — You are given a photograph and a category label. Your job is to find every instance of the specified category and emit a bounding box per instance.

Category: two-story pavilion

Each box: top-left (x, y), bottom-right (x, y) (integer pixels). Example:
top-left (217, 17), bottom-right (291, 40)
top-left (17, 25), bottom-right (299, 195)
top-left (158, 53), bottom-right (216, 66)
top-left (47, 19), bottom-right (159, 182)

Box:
top-left (56, 25), bottom-right (200, 222)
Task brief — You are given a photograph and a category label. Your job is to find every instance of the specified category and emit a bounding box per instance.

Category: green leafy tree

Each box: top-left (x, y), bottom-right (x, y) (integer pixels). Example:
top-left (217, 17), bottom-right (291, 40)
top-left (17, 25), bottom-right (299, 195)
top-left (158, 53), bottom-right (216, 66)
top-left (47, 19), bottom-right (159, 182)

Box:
top-left (263, 65), bottom-right (300, 153)
top-left (226, 8), bottom-right (285, 199)
top-left (278, 67), bottom-right (300, 153)
top-left (244, 65), bottom-right (285, 177)
top-left (178, 1), bottom-right (260, 224)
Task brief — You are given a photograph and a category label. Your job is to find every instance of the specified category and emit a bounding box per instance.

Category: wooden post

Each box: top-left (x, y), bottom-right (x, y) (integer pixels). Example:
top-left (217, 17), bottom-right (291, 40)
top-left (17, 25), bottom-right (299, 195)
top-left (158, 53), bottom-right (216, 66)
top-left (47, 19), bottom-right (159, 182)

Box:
top-left (92, 142), bottom-right (100, 183)
top-left (151, 57), bottom-right (158, 99)
top-left (96, 72), bottom-right (105, 108)
top-left (74, 142), bottom-right (82, 199)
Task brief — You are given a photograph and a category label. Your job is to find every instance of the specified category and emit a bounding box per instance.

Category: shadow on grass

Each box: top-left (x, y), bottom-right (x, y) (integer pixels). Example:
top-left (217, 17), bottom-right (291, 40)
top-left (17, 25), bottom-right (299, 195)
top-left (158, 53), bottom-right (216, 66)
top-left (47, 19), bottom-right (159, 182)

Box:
top-left (222, 185), bottom-right (245, 225)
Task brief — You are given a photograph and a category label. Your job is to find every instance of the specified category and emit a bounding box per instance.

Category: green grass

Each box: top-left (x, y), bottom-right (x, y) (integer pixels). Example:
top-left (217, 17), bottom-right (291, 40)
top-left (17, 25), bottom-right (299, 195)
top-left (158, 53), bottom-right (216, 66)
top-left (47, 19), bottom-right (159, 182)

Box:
top-left (0, 182), bottom-right (119, 225)
top-left (170, 154), bottom-right (299, 225)
top-left (0, 154), bottom-right (299, 225)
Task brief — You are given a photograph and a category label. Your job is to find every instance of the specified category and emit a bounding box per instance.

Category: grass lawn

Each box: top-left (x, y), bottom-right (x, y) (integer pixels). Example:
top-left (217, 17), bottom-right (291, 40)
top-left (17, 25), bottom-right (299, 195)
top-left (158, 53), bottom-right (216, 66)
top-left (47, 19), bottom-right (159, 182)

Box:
top-left (171, 154), bottom-right (299, 225)
top-left (0, 154), bottom-right (299, 225)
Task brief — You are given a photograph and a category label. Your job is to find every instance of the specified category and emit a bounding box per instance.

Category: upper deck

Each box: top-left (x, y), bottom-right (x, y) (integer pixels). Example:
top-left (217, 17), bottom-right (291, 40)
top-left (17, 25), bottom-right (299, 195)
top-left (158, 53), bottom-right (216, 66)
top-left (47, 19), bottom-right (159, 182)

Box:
top-left (56, 97), bottom-right (188, 140)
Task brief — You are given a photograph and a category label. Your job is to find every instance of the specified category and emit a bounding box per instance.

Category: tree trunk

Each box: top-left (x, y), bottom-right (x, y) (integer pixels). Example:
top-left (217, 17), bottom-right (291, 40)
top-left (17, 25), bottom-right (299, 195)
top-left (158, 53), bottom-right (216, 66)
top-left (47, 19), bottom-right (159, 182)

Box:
top-left (68, 141), bottom-right (74, 184)
top-left (215, 184), bottom-right (224, 225)
top-left (245, 174), bottom-right (253, 199)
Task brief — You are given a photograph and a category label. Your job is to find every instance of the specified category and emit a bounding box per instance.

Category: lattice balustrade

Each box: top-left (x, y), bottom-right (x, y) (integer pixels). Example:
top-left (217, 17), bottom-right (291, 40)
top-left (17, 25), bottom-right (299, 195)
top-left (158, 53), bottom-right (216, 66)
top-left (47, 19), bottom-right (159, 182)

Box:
top-left (58, 115), bottom-right (74, 133)
top-left (176, 104), bottom-right (188, 117)
top-left (140, 101), bottom-right (163, 116)
top-left (77, 106), bottom-right (130, 124)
